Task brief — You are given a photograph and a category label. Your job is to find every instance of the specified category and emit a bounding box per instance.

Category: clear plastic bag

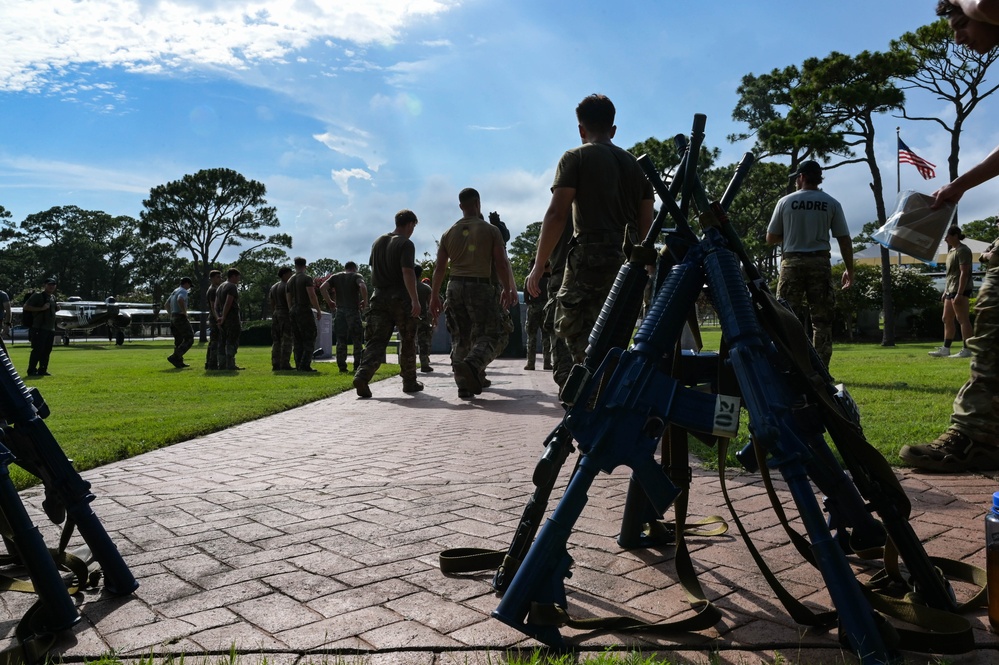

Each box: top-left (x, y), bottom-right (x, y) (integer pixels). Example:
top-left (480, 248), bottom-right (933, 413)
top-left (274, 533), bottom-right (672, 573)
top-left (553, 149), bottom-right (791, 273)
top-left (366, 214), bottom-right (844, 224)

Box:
top-left (871, 190), bottom-right (956, 263)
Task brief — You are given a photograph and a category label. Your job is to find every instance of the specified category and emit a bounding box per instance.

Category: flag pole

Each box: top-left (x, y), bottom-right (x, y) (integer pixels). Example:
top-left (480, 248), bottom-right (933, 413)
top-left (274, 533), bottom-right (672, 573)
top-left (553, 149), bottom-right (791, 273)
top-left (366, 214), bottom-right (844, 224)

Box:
top-left (896, 127), bottom-right (902, 265)
top-left (895, 127), bottom-right (902, 194)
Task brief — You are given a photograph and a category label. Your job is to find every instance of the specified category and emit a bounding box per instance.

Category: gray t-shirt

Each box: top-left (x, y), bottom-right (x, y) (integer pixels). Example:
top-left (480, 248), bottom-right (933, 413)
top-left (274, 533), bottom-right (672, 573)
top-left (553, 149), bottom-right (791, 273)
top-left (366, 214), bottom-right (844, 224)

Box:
top-left (767, 189), bottom-right (848, 253)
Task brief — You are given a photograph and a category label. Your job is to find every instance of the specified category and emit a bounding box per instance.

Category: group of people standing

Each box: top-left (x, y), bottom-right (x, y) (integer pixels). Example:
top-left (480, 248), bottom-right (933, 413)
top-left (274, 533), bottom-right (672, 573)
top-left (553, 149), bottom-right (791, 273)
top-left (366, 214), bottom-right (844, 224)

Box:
top-left (167, 268), bottom-right (243, 370)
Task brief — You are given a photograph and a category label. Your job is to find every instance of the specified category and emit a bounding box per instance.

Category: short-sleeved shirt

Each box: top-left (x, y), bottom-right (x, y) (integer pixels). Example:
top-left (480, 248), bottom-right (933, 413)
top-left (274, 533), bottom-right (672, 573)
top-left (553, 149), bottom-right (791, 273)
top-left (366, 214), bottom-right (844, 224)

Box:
top-left (945, 242), bottom-right (974, 294)
top-left (767, 189), bottom-right (849, 253)
top-left (26, 291), bottom-right (57, 331)
top-left (287, 271), bottom-right (315, 308)
top-left (440, 217), bottom-right (504, 278)
top-left (369, 233), bottom-right (416, 299)
top-left (206, 283), bottom-right (220, 321)
top-left (216, 281), bottom-right (240, 321)
top-left (330, 271), bottom-right (364, 309)
top-left (269, 280), bottom-right (290, 313)
top-left (168, 286), bottom-right (189, 315)
top-left (552, 142), bottom-right (654, 239)
top-left (416, 281), bottom-right (432, 322)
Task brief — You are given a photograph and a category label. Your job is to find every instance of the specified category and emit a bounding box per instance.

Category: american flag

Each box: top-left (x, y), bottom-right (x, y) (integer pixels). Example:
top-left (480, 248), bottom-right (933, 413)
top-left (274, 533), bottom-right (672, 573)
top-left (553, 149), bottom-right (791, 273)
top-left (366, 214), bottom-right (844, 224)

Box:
top-left (898, 137), bottom-right (936, 180)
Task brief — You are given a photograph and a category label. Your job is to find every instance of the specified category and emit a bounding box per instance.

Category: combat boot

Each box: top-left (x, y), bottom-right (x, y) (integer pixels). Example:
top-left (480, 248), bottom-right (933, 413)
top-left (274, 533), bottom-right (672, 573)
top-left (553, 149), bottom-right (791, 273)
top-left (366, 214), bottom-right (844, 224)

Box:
top-left (353, 370), bottom-right (373, 398)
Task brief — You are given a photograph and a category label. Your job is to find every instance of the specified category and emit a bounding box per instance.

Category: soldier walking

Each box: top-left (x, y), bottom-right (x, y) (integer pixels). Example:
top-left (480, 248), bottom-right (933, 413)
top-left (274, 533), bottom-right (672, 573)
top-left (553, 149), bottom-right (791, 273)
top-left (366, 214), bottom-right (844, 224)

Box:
top-left (166, 276), bottom-right (194, 368)
top-left (523, 258), bottom-right (552, 371)
top-left (765, 160), bottom-right (853, 369)
top-left (353, 210), bottom-right (424, 397)
top-left (320, 261), bottom-right (368, 374)
top-left (430, 189), bottom-right (517, 399)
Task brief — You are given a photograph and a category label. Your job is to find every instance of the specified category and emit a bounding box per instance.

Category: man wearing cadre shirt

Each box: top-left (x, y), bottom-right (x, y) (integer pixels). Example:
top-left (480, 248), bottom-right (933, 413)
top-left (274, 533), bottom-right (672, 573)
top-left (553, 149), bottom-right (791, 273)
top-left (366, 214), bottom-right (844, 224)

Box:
top-left (766, 159), bottom-right (853, 368)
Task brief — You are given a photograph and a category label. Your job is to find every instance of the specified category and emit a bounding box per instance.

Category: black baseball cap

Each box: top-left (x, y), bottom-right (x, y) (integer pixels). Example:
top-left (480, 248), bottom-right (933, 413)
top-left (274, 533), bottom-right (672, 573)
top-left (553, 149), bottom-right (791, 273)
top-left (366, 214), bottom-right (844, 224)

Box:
top-left (44, 277), bottom-right (57, 285)
top-left (788, 160), bottom-right (823, 180)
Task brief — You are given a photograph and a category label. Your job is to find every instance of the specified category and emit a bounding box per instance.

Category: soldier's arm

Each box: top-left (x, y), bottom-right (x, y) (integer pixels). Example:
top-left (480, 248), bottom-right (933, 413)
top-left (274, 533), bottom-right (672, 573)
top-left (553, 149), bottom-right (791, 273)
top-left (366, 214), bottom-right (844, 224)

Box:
top-left (358, 280), bottom-right (368, 309)
top-left (219, 294), bottom-right (235, 322)
top-left (307, 286), bottom-right (322, 320)
top-left (527, 187), bottom-right (574, 298)
top-left (403, 269), bottom-right (421, 318)
top-left (319, 280), bottom-right (335, 310)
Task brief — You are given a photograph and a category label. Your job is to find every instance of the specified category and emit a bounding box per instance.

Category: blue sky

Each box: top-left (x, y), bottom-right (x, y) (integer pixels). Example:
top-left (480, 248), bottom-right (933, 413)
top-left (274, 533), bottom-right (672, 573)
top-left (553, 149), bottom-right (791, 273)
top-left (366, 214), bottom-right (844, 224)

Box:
top-left (0, 0), bottom-right (993, 267)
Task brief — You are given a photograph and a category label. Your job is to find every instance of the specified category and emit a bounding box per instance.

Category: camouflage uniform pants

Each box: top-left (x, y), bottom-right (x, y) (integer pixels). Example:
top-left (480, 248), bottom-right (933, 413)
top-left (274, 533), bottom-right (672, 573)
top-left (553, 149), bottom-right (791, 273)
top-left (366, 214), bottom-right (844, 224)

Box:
top-left (951, 264), bottom-right (999, 445)
top-left (444, 280), bottom-right (498, 376)
top-left (290, 305), bottom-right (318, 370)
top-left (555, 242), bottom-right (625, 364)
top-left (220, 318), bottom-right (241, 369)
top-left (417, 321), bottom-right (433, 367)
top-left (355, 294), bottom-right (417, 385)
top-left (206, 321), bottom-right (221, 369)
top-left (334, 308), bottom-right (364, 371)
top-left (270, 310), bottom-right (294, 369)
top-left (170, 314), bottom-right (194, 361)
top-left (776, 255), bottom-right (836, 368)
top-left (524, 301), bottom-right (550, 366)
top-left (544, 270), bottom-right (573, 387)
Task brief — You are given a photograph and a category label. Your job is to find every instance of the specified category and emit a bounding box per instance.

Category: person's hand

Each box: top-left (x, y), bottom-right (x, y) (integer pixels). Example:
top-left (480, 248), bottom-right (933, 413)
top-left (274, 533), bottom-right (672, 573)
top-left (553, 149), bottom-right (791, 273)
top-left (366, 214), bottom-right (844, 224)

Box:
top-left (931, 182), bottom-right (964, 209)
top-left (525, 263), bottom-right (544, 298)
top-left (840, 270), bottom-right (852, 290)
top-left (500, 288), bottom-right (518, 309)
top-left (430, 294), bottom-right (443, 321)
top-left (411, 302), bottom-right (422, 318)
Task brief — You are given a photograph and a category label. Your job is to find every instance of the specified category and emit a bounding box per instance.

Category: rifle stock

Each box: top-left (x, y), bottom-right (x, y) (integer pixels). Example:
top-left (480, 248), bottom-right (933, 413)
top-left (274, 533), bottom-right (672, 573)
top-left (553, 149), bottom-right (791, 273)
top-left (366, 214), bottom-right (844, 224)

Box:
top-left (0, 348), bottom-right (138, 596)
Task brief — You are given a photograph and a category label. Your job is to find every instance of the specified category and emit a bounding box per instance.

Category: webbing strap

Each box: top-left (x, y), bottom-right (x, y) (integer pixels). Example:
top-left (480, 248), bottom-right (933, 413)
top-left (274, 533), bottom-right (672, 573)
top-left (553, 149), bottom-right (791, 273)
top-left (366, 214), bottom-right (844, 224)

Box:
top-left (717, 438), bottom-right (837, 627)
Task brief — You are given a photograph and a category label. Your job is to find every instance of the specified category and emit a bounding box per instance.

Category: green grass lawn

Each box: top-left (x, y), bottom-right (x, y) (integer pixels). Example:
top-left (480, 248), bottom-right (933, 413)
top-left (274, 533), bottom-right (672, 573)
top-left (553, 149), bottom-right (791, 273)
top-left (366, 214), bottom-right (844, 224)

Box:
top-left (0, 333), bottom-right (974, 488)
top-left (697, 328), bottom-right (970, 467)
top-left (1, 340), bottom-right (398, 489)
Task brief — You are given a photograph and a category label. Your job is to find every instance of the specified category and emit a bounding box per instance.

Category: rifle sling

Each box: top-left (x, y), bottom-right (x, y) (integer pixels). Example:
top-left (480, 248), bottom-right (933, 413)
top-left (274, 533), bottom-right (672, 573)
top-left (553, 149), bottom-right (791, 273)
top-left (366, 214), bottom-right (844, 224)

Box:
top-left (721, 287), bottom-right (983, 653)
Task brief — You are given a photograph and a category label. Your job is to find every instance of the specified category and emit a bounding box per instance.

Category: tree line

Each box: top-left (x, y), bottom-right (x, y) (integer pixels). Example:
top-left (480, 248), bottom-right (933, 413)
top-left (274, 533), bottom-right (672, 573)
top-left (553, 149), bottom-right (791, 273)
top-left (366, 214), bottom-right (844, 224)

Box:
top-left (1, 19), bottom-right (995, 344)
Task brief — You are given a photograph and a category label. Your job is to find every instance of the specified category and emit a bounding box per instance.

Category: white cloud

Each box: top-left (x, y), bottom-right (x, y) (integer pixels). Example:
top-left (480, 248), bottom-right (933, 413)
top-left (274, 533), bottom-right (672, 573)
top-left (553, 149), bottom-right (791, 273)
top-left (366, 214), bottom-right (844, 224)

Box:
top-left (0, 0), bottom-right (460, 93)
top-left (312, 127), bottom-right (386, 172)
top-left (330, 168), bottom-right (372, 196)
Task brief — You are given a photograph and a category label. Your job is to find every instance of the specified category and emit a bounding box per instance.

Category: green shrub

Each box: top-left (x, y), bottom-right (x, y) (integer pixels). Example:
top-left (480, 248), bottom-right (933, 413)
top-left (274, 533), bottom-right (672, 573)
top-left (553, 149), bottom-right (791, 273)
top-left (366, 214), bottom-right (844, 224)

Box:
top-left (239, 320), bottom-right (272, 346)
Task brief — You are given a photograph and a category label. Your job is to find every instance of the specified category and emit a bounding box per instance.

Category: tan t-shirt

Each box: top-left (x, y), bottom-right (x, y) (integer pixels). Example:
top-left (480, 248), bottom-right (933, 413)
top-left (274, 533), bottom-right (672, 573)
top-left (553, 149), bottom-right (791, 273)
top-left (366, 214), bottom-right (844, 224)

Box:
top-left (440, 217), bottom-right (504, 278)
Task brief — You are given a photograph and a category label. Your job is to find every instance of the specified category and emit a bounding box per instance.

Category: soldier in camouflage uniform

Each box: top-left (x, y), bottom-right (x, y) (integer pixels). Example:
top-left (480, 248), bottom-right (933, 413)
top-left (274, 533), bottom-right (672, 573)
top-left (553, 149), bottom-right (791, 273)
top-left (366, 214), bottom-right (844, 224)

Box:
top-left (526, 94), bottom-right (654, 366)
top-left (766, 160), bottom-right (853, 369)
top-left (320, 261), bottom-right (368, 373)
top-left (541, 214), bottom-right (575, 388)
top-left (204, 270), bottom-right (223, 370)
top-left (414, 267), bottom-right (434, 372)
top-left (475, 211), bottom-right (514, 389)
top-left (287, 257), bottom-right (323, 373)
top-left (215, 268), bottom-right (243, 371)
top-left (523, 258), bottom-right (552, 371)
top-left (269, 266), bottom-right (294, 370)
top-left (353, 210), bottom-right (424, 397)
top-left (430, 189), bottom-right (517, 399)
top-left (899, 0), bottom-right (999, 472)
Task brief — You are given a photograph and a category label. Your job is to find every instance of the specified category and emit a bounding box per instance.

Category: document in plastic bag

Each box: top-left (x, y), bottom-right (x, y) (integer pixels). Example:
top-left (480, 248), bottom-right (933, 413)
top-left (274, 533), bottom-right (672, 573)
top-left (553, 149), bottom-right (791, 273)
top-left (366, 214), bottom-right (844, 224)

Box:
top-left (871, 190), bottom-right (956, 263)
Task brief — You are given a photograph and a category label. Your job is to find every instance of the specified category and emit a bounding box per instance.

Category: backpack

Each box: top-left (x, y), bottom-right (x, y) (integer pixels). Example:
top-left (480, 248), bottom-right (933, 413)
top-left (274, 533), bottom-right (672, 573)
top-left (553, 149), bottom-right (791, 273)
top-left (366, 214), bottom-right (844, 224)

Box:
top-left (20, 292), bottom-right (36, 328)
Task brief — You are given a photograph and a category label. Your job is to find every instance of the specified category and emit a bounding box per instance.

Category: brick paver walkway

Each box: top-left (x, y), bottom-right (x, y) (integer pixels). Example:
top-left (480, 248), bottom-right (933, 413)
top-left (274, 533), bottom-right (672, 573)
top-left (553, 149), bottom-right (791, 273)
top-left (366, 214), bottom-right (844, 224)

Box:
top-left (2, 356), bottom-right (997, 664)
